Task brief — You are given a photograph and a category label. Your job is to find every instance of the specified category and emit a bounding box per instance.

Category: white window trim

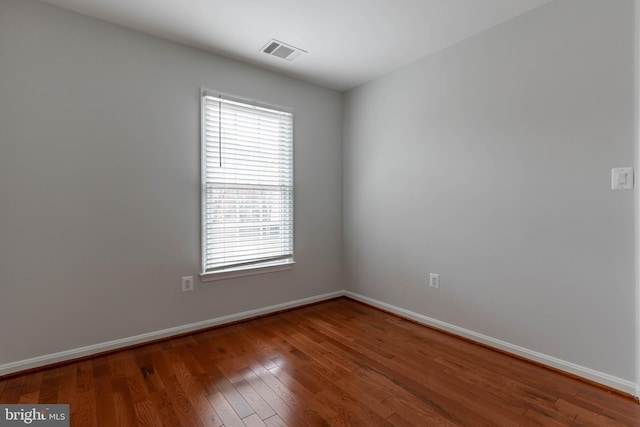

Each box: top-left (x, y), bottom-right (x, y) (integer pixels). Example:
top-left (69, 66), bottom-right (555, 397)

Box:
top-left (200, 89), bottom-right (295, 280)
top-left (200, 260), bottom-right (295, 282)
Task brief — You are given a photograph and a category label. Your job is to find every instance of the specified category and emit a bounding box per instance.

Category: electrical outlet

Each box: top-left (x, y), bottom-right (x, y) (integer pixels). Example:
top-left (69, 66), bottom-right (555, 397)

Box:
top-left (181, 276), bottom-right (194, 292)
top-left (429, 273), bottom-right (439, 289)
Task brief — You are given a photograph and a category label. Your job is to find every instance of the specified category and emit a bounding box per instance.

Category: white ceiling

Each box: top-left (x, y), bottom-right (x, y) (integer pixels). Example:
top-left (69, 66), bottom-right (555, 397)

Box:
top-left (37, 0), bottom-right (553, 91)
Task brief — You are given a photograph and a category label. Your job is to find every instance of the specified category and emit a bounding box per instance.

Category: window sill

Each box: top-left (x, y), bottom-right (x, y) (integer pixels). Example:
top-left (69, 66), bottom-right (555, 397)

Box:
top-left (201, 260), bottom-right (295, 282)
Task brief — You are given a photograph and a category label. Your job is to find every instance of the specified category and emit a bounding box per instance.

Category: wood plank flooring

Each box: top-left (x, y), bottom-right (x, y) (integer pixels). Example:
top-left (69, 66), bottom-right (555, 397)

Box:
top-left (1, 298), bottom-right (638, 426)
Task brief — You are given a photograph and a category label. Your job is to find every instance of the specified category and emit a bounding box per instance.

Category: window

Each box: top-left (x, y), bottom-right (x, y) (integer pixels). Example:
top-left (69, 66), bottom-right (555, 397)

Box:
top-left (201, 91), bottom-right (294, 280)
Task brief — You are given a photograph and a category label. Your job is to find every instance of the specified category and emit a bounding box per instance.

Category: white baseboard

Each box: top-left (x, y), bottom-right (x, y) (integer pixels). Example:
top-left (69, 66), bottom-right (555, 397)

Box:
top-left (2, 289), bottom-right (638, 399)
top-left (0, 290), bottom-right (344, 377)
top-left (345, 291), bottom-right (638, 397)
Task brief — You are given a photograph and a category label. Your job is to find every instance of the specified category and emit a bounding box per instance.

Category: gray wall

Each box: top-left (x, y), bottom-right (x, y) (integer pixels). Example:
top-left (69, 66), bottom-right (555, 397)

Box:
top-left (343, 0), bottom-right (637, 383)
top-left (0, 0), bottom-right (343, 366)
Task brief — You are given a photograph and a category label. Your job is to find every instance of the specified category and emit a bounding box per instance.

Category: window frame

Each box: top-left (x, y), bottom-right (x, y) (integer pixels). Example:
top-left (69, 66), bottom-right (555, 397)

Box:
top-left (199, 89), bottom-right (295, 281)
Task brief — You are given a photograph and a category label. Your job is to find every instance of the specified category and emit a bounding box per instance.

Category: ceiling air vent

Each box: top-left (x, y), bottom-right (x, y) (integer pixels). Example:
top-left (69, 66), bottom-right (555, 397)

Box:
top-left (261, 39), bottom-right (306, 61)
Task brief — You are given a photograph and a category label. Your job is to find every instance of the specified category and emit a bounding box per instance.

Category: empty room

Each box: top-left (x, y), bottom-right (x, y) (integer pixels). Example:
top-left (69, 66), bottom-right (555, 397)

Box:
top-left (1, 0), bottom-right (639, 425)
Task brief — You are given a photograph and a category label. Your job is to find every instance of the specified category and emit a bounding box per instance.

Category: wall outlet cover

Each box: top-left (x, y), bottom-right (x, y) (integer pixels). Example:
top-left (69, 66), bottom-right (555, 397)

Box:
top-left (429, 273), bottom-right (439, 288)
top-left (181, 276), bottom-right (194, 292)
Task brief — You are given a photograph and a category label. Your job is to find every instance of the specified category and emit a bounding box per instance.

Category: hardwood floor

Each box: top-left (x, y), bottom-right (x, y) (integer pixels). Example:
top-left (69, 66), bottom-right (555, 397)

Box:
top-left (1, 298), bottom-right (638, 426)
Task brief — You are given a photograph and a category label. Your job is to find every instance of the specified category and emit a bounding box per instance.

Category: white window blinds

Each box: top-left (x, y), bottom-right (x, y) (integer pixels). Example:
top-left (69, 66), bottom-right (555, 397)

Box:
top-left (201, 92), bottom-right (294, 274)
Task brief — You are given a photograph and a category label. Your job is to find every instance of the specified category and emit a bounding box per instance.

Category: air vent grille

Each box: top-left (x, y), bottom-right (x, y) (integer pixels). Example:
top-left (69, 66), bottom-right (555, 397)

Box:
top-left (261, 39), bottom-right (306, 61)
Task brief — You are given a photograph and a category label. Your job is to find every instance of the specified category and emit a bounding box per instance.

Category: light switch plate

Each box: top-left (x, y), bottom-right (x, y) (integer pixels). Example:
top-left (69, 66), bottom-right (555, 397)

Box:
top-left (611, 167), bottom-right (633, 190)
